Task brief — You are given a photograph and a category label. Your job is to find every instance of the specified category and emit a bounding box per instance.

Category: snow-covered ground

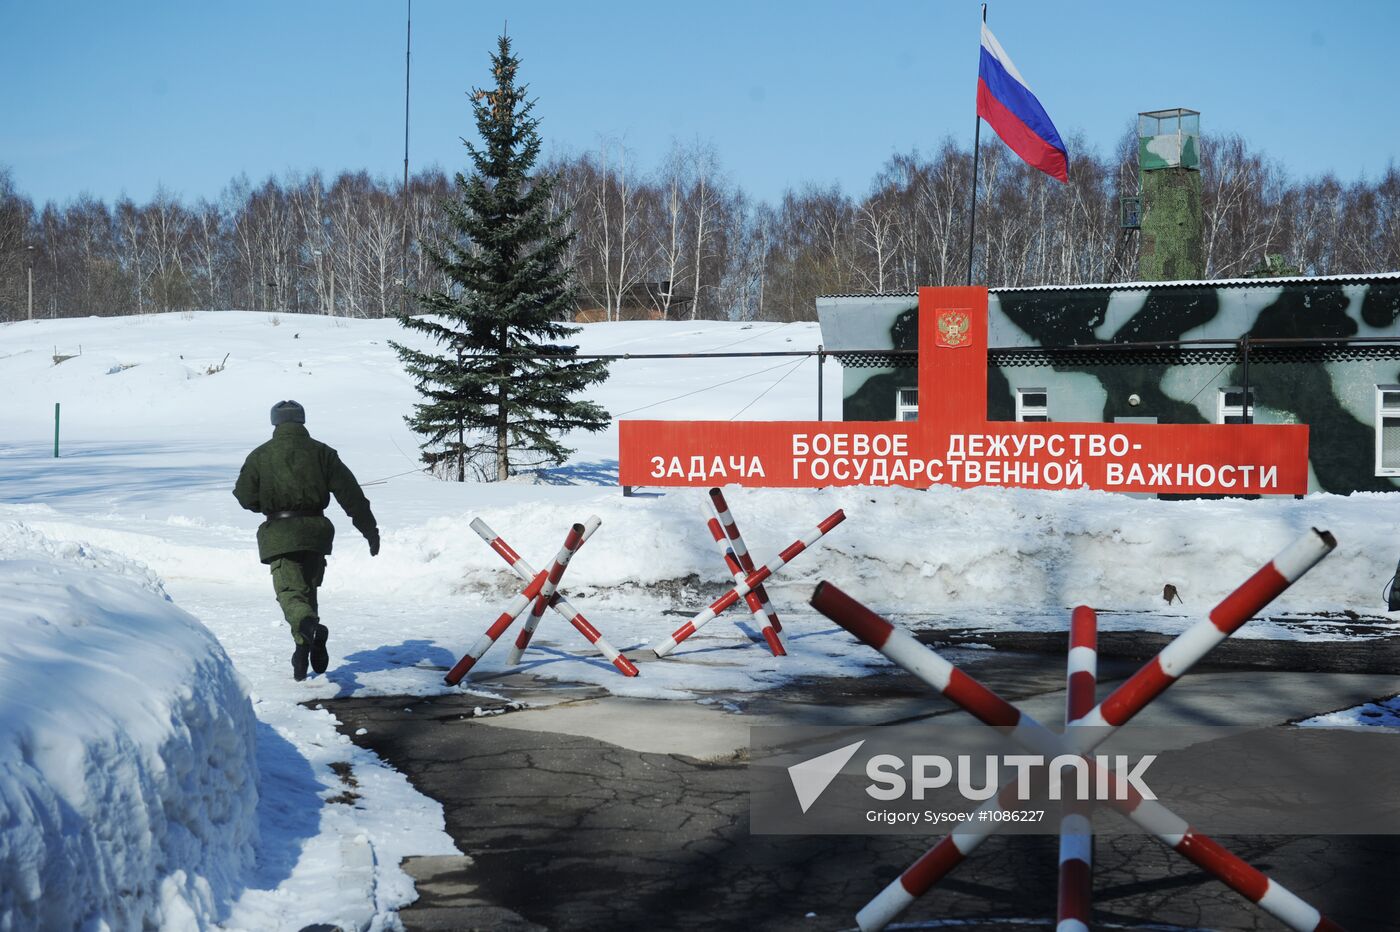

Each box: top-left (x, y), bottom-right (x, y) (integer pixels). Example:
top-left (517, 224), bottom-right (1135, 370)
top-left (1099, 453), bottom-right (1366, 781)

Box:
top-left (2, 310), bottom-right (1398, 929)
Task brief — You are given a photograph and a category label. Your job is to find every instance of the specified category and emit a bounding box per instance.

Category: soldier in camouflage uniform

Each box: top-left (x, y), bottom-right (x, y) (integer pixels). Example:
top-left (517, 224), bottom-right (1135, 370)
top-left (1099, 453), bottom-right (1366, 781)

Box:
top-left (234, 400), bottom-right (380, 681)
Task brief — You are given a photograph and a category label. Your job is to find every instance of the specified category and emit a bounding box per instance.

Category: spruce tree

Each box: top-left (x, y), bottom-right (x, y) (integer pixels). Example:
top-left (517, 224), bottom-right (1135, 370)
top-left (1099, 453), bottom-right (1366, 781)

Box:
top-left (391, 35), bottom-right (609, 482)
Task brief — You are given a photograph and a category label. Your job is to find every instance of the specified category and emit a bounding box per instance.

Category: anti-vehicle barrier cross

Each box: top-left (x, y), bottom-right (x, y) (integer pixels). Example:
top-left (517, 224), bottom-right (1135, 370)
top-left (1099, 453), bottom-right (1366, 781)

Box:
top-left (472, 517), bottom-right (638, 677)
top-left (706, 517), bottom-right (785, 656)
top-left (704, 488), bottom-right (787, 655)
top-left (810, 527), bottom-right (1343, 932)
top-left (652, 501), bottom-right (845, 657)
top-left (445, 517), bottom-right (638, 684)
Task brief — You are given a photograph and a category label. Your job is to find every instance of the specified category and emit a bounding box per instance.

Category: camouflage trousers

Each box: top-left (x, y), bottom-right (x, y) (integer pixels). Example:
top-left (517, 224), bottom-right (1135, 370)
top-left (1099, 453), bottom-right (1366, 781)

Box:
top-left (269, 551), bottom-right (327, 644)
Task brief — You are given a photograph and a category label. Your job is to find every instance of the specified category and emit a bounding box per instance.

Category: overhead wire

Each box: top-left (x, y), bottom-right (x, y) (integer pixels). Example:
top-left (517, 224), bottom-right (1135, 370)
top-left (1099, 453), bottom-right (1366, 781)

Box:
top-left (611, 357), bottom-right (809, 419)
top-left (361, 466), bottom-right (427, 487)
top-left (1184, 360), bottom-right (1237, 410)
top-left (728, 356), bottom-right (809, 420)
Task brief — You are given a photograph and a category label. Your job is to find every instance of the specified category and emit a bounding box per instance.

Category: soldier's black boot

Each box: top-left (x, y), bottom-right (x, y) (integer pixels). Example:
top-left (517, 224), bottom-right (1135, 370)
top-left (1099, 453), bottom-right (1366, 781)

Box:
top-left (291, 641), bottom-right (310, 681)
top-left (310, 623), bottom-right (330, 675)
top-left (292, 618), bottom-right (317, 681)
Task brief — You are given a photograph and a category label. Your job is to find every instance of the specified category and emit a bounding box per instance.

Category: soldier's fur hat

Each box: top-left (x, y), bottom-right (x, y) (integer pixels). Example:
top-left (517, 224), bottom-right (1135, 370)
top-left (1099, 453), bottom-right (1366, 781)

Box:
top-left (270, 400), bottom-right (306, 426)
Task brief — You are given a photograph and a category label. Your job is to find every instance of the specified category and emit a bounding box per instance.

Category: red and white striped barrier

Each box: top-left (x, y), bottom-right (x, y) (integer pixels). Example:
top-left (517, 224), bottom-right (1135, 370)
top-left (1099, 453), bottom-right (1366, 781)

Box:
top-left (811, 526), bottom-right (1341, 932)
top-left (507, 517), bottom-right (597, 665)
top-left (652, 507), bottom-right (845, 657)
top-left (469, 517), bottom-right (638, 677)
top-left (1071, 529), bottom-right (1336, 738)
top-left (1096, 766), bottom-right (1344, 932)
top-left (705, 516), bottom-right (786, 655)
top-left (445, 522), bottom-right (586, 685)
top-left (856, 774), bottom-right (1039, 929)
top-left (1065, 605), bottom-right (1097, 726)
top-left (709, 488), bottom-right (785, 637)
top-left (808, 582), bottom-right (1061, 754)
top-left (1058, 605), bottom-right (1097, 932)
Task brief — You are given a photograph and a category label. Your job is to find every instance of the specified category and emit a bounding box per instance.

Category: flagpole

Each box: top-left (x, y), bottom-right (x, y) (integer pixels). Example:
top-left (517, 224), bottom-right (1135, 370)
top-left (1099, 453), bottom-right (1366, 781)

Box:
top-left (966, 3), bottom-right (986, 286)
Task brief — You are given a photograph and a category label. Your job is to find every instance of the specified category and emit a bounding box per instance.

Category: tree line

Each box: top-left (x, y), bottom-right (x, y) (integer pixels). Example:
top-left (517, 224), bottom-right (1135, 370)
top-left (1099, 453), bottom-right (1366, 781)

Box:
top-left (3, 130), bottom-right (1398, 324)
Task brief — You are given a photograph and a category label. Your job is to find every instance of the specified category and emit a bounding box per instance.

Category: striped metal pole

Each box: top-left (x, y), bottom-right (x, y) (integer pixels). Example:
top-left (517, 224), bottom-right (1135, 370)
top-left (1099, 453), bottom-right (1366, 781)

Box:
top-left (652, 509), bottom-right (845, 657)
top-left (814, 581), bottom-right (1342, 932)
top-left (809, 581), bottom-right (1062, 752)
top-left (506, 518), bottom-right (595, 665)
top-left (546, 598), bottom-right (640, 676)
top-left (1058, 605), bottom-right (1097, 932)
top-left (469, 517), bottom-right (638, 677)
top-left (817, 525), bottom-right (1336, 754)
top-left (444, 523), bottom-right (585, 685)
top-left (1095, 767), bottom-right (1345, 932)
top-left (856, 774), bottom-right (1039, 930)
top-left (811, 527), bottom-right (1340, 932)
top-left (705, 514), bottom-right (785, 655)
top-left (709, 488), bottom-right (784, 635)
top-left (1071, 529), bottom-right (1336, 738)
top-left (443, 567), bottom-right (548, 685)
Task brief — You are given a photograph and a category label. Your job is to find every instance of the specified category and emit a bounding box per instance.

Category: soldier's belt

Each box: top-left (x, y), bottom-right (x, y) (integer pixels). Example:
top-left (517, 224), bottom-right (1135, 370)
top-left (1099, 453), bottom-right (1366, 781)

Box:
top-left (264, 509), bottom-right (324, 520)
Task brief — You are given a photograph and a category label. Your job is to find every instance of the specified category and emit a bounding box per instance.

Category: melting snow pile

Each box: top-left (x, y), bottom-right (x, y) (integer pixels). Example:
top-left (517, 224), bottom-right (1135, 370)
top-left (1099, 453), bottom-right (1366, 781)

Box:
top-left (373, 482), bottom-right (1400, 624)
top-left (0, 521), bottom-right (258, 930)
top-left (1299, 694), bottom-right (1400, 727)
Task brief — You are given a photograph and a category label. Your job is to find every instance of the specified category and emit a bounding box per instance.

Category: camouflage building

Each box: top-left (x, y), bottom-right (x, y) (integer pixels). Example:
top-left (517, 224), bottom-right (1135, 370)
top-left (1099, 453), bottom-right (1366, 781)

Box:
top-left (816, 273), bottom-right (1400, 494)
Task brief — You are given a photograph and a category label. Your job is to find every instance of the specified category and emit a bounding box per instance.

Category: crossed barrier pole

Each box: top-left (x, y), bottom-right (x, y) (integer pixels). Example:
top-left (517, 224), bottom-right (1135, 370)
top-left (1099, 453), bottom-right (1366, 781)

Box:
top-left (653, 504), bottom-right (845, 657)
top-left (1058, 605), bottom-right (1096, 932)
top-left (705, 488), bottom-right (786, 655)
top-left (705, 517), bottom-right (785, 655)
top-left (445, 517), bottom-right (639, 685)
top-left (810, 527), bottom-right (1342, 932)
top-left (505, 517), bottom-right (597, 666)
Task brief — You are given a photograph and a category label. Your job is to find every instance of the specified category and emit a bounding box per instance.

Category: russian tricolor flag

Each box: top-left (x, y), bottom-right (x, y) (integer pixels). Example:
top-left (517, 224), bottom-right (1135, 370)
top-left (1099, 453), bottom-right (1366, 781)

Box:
top-left (977, 23), bottom-right (1068, 183)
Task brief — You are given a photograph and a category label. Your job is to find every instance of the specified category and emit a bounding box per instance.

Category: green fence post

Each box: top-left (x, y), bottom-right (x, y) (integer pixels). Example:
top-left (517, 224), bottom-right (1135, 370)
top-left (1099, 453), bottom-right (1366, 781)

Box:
top-left (53, 403), bottom-right (60, 458)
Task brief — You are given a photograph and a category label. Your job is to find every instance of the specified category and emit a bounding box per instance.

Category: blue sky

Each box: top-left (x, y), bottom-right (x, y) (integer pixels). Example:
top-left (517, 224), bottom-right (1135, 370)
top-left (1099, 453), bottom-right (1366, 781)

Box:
top-left (2, 0), bottom-right (1395, 207)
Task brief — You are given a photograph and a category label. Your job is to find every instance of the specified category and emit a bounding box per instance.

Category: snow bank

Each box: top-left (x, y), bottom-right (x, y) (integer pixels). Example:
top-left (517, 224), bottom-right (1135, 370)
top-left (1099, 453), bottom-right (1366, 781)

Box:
top-left (0, 521), bottom-right (258, 931)
top-left (352, 482), bottom-right (1398, 625)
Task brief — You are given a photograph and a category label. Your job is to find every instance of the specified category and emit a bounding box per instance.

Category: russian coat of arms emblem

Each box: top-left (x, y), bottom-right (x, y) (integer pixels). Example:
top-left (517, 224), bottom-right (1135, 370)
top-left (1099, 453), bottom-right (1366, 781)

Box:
top-left (936, 309), bottom-right (971, 348)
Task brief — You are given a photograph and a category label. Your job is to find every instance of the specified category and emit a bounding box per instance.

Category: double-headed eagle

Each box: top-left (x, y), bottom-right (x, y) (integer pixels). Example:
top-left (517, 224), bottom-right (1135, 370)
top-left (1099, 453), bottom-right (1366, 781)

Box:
top-left (937, 310), bottom-right (971, 347)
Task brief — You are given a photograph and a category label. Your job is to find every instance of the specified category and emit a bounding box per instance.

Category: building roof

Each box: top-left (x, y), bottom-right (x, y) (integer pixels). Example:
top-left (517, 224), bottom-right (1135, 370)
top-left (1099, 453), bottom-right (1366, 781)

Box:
top-left (817, 271), bottom-right (1400, 300)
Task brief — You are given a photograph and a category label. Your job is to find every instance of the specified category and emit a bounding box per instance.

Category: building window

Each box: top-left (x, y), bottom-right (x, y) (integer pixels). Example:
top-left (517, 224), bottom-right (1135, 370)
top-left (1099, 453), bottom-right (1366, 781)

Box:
top-left (1016, 388), bottom-right (1048, 422)
top-left (895, 387), bottom-right (918, 422)
top-left (1217, 387), bottom-right (1255, 424)
top-left (1376, 386), bottom-right (1400, 476)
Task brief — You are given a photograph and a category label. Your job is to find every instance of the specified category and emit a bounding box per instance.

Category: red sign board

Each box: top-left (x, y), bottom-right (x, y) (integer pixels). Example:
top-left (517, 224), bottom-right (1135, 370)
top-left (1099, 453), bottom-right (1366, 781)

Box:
top-left (618, 287), bottom-right (1310, 495)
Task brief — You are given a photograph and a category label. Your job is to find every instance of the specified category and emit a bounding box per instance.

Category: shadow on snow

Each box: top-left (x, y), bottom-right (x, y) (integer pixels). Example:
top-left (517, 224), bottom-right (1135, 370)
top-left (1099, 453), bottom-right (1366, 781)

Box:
top-left (244, 721), bottom-right (322, 892)
top-left (327, 638), bottom-right (459, 698)
top-left (527, 459), bottom-right (619, 487)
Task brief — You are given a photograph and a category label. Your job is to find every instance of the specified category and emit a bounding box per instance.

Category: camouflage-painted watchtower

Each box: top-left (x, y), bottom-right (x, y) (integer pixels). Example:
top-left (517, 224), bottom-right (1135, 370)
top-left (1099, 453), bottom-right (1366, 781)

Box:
top-left (1138, 108), bottom-right (1203, 281)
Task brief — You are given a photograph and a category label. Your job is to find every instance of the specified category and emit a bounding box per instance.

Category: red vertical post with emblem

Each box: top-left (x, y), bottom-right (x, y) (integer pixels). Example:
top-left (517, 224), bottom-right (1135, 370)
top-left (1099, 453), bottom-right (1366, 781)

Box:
top-left (918, 286), bottom-right (989, 434)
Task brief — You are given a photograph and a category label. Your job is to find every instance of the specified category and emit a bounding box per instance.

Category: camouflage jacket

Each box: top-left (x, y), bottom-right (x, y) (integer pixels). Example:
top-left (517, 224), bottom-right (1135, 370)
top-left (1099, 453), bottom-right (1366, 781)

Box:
top-left (233, 423), bottom-right (378, 563)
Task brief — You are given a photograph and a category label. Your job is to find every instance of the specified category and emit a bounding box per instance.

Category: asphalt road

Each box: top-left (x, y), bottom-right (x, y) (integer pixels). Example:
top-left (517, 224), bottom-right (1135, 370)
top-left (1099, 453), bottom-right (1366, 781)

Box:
top-left (327, 633), bottom-right (1400, 931)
